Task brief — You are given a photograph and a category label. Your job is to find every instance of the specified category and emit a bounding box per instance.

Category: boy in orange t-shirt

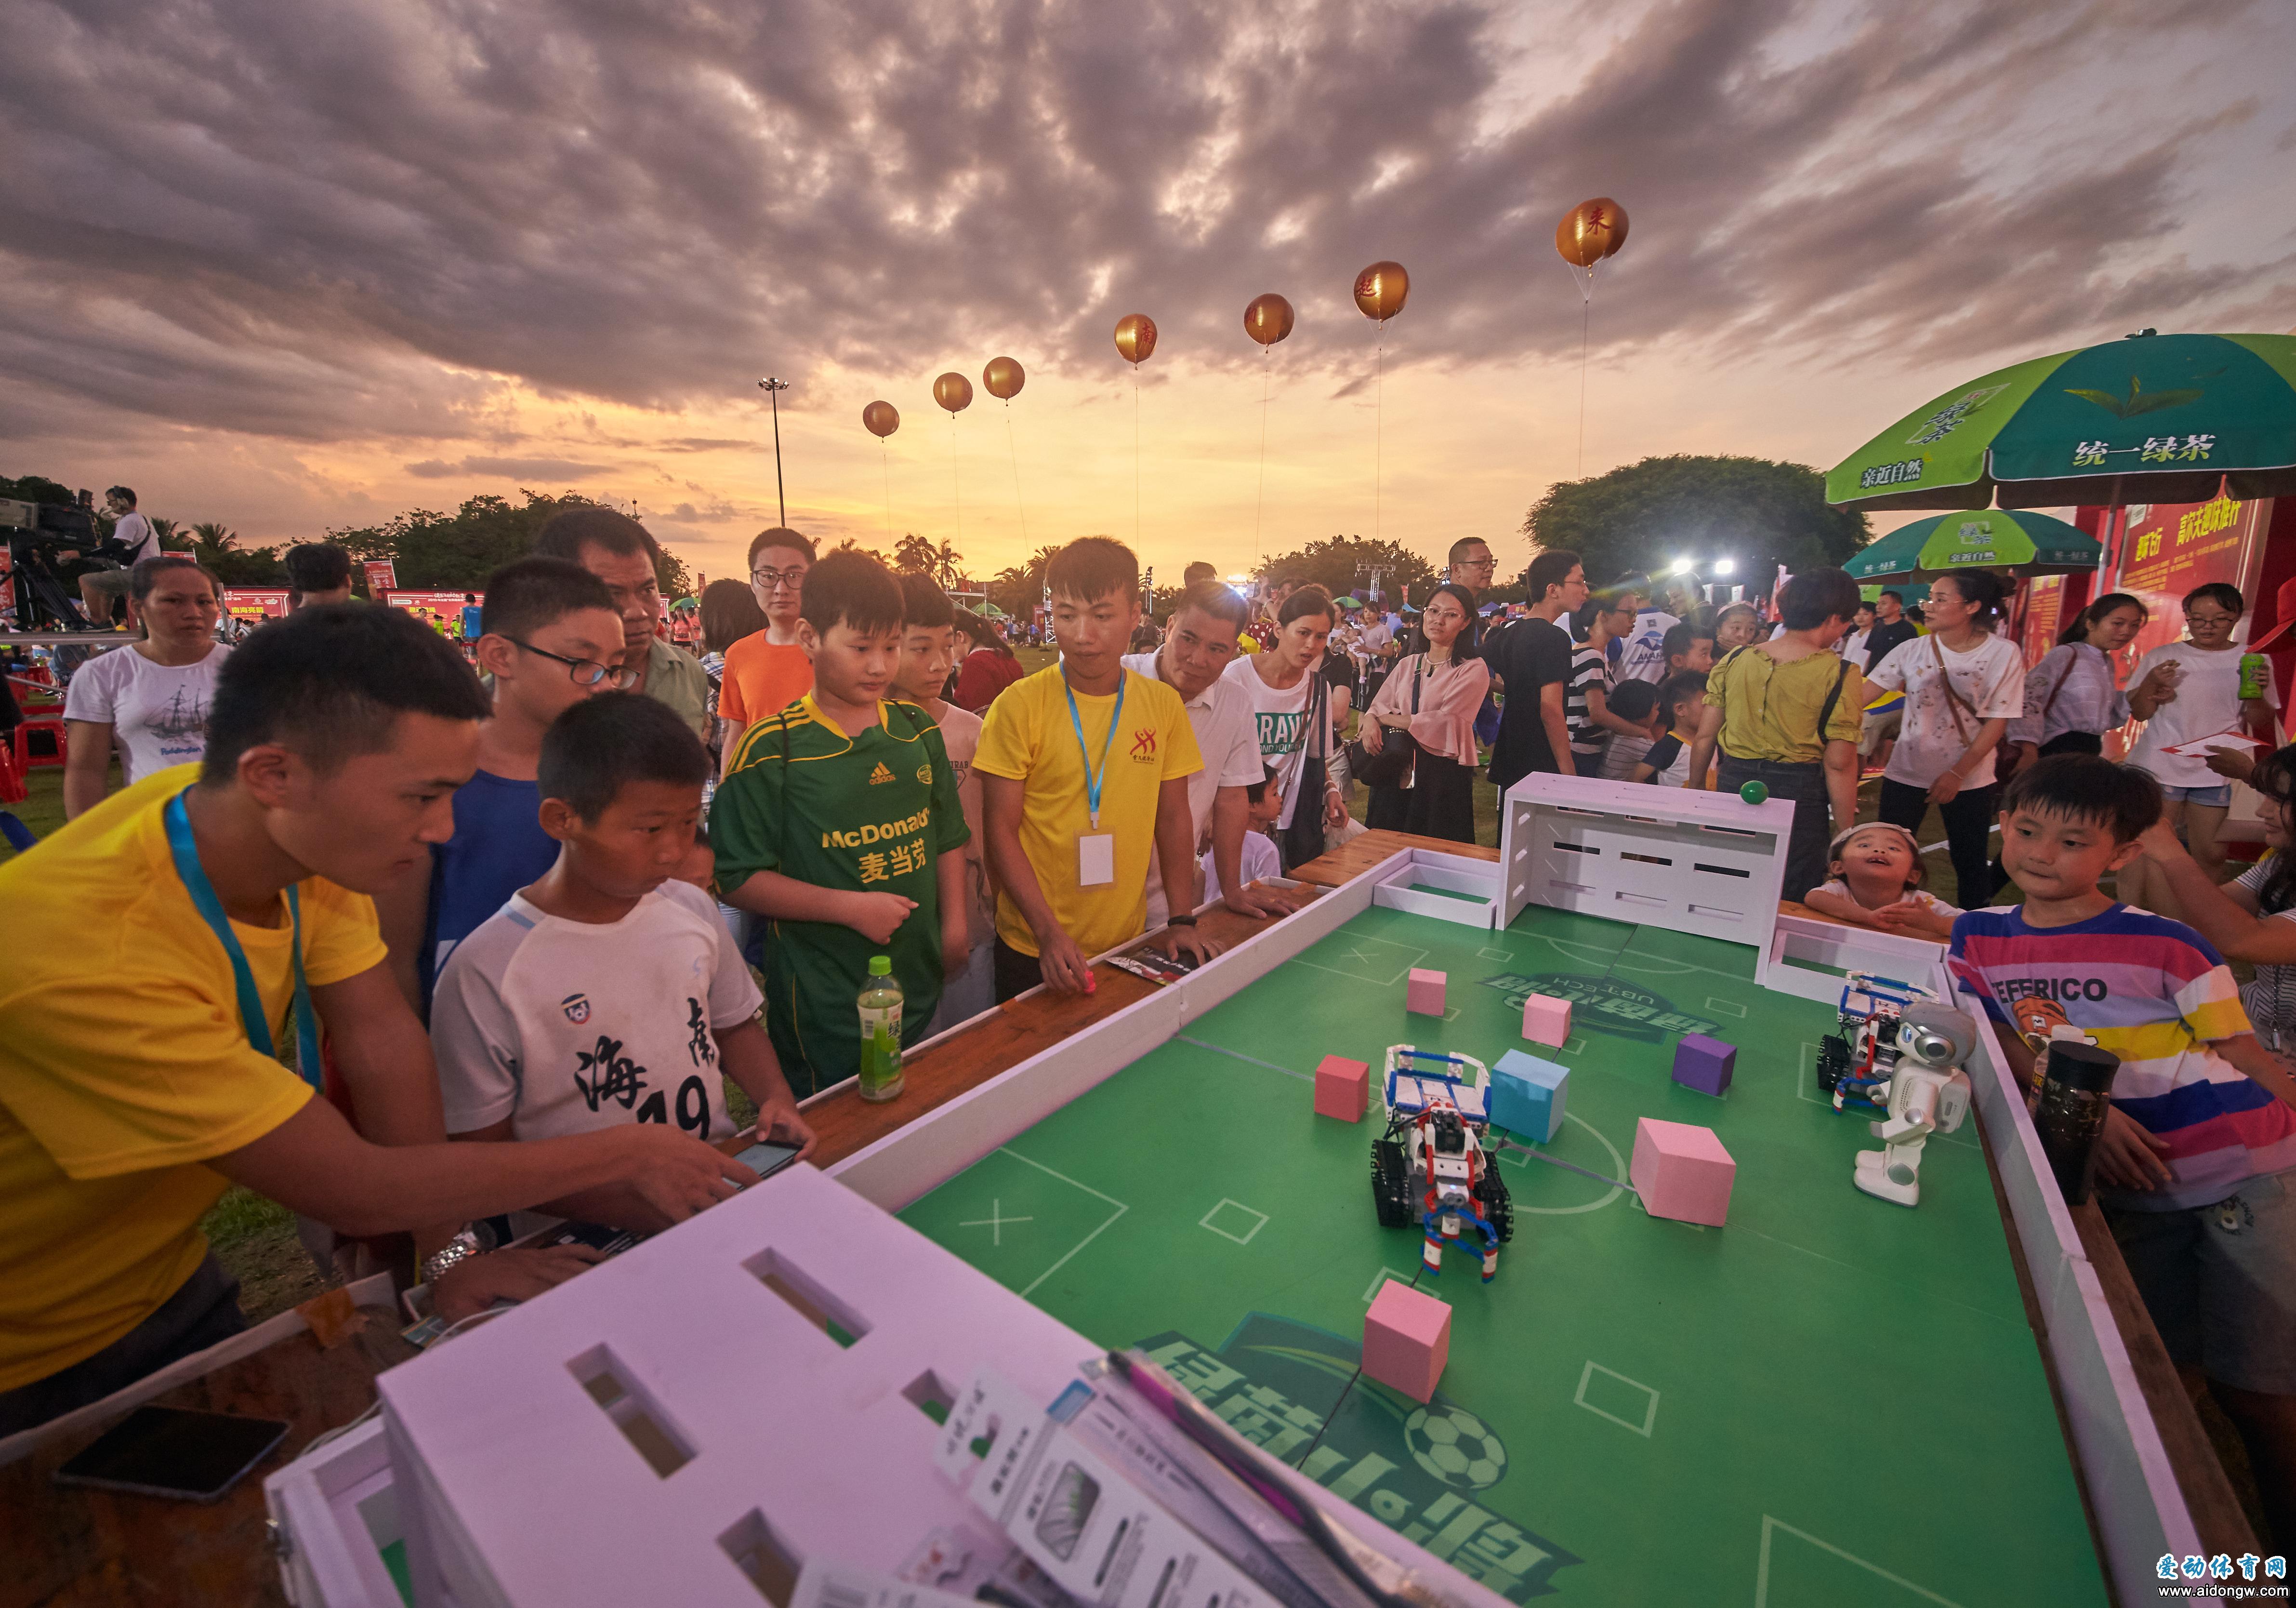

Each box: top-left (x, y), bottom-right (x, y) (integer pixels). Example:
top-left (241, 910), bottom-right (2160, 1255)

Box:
top-left (715, 527), bottom-right (816, 770)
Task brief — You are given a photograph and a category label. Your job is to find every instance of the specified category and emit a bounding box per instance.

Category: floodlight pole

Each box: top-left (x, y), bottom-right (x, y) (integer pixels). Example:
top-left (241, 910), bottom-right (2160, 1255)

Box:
top-left (758, 377), bottom-right (791, 529)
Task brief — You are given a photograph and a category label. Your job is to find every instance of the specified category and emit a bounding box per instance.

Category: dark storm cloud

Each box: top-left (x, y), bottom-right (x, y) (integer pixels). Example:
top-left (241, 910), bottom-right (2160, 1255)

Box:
top-left (0, 0), bottom-right (2282, 445)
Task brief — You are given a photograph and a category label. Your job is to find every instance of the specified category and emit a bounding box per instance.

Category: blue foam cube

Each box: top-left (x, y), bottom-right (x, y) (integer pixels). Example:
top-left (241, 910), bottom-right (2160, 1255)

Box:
top-left (1491, 1050), bottom-right (1570, 1144)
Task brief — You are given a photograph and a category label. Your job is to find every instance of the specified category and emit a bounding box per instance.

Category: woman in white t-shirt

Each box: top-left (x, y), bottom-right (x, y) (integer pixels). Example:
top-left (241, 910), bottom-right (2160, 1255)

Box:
top-left (2119, 583), bottom-right (2279, 917)
top-left (1863, 569), bottom-right (2026, 906)
top-left (61, 557), bottom-right (229, 818)
top-left (1224, 586), bottom-right (1346, 870)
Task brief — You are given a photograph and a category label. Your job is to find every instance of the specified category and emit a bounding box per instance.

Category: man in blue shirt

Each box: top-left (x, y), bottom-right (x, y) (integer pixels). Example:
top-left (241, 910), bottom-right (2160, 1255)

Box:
top-left (375, 558), bottom-right (630, 1014)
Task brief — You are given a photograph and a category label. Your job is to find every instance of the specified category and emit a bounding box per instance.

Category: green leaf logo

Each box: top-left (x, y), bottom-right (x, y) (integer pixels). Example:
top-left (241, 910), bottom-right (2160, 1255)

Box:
top-left (2065, 376), bottom-right (2205, 419)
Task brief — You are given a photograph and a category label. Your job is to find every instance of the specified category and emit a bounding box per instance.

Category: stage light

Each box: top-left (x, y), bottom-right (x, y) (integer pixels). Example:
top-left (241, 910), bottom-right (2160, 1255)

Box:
top-left (1670, 557), bottom-right (1693, 574)
top-left (1714, 558), bottom-right (1735, 576)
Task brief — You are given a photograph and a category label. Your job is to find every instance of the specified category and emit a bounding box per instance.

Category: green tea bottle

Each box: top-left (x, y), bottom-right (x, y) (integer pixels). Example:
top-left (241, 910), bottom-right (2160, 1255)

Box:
top-left (858, 955), bottom-right (905, 1102)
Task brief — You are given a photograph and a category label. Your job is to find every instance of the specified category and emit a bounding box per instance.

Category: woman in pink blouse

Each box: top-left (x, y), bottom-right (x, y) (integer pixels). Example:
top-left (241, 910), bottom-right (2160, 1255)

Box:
top-left (1359, 583), bottom-right (1491, 843)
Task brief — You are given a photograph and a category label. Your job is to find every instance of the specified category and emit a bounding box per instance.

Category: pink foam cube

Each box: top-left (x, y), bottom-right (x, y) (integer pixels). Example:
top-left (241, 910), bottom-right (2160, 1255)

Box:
top-left (1315, 1055), bottom-right (1370, 1122)
top-left (1406, 969), bottom-right (1446, 1017)
top-left (1363, 1280), bottom-right (1451, 1402)
top-left (1629, 1117), bottom-right (1736, 1227)
top-left (1522, 993), bottom-right (1572, 1047)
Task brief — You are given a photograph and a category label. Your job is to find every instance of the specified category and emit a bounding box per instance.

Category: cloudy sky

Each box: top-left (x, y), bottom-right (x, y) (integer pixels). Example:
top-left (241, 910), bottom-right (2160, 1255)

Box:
top-left (5, 0), bottom-right (2293, 585)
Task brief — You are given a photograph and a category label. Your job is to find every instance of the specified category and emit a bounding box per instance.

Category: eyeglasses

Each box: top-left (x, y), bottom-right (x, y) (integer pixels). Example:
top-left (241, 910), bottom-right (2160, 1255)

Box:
top-left (1456, 556), bottom-right (1497, 571)
top-left (752, 566), bottom-right (809, 592)
top-left (508, 638), bottom-right (638, 689)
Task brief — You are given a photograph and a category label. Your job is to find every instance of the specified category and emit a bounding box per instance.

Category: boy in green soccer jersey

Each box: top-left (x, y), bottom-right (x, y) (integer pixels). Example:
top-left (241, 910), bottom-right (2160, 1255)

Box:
top-left (710, 552), bottom-right (971, 1097)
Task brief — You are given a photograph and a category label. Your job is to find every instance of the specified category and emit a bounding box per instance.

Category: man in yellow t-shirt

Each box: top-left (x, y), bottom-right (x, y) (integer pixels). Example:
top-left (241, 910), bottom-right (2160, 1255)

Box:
top-left (0, 605), bottom-right (757, 1435)
top-left (976, 538), bottom-right (1214, 1000)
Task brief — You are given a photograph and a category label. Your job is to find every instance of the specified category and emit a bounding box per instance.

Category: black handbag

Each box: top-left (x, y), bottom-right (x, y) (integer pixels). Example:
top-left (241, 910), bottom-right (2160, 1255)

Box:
top-left (1279, 674), bottom-right (1334, 872)
top-left (1348, 658), bottom-right (1421, 788)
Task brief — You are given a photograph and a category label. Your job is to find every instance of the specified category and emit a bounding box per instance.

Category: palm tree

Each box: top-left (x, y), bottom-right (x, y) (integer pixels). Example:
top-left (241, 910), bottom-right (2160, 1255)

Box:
top-left (893, 532), bottom-right (938, 574)
top-left (188, 521), bottom-right (239, 555)
top-left (146, 516), bottom-right (183, 550)
top-left (932, 540), bottom-right (963, 589)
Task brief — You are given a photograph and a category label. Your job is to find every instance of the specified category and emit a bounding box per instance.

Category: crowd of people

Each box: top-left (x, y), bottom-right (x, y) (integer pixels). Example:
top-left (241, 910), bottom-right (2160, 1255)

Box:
top-left (12, 512), bottom-right (2296, 1547)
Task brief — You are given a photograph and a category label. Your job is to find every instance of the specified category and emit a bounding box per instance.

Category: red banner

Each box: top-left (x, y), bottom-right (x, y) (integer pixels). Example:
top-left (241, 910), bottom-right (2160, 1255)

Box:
top-left (2018, 575), bottom-right (2064, 669)
top-left (361, 558), bottom-right (398, 595)
top-left (223, 588), bottom-right (290, 623)
top-left (2108, 492), bottom-right (2267, 665)
top-left (381, 589), bottom-right (477, 638)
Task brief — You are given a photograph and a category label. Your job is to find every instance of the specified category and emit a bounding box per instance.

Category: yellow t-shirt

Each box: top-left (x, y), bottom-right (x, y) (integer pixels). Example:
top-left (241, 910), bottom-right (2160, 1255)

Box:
top-left (0, 766), bottom-right (387, 1391)
top-left (974, 665), bottom-right (1203, 958)
top-left (1703, 646), bottom-right (1865, 766)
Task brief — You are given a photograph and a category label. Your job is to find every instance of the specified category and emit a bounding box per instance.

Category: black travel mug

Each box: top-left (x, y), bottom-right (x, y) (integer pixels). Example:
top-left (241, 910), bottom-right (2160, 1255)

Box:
top-left (2032, 1039), bottom-right (2123, 1206)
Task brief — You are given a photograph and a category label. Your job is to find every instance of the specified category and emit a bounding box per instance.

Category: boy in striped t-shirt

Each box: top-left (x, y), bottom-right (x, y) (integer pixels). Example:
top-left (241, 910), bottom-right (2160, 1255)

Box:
top-left (1950, 754), bottom-right (2296, 1538)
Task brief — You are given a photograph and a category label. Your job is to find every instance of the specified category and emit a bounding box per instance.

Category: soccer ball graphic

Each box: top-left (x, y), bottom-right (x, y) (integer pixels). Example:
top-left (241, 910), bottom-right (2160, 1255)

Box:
top-left (1403, 1404), bottom-right (1507, 1489)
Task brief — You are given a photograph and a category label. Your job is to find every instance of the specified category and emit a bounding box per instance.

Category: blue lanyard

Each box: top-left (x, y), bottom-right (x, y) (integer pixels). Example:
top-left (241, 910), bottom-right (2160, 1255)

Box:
top-left (1063, 670), bottom-right (1127, 830)
top-left (163, 791), bottom-right (322, 1090)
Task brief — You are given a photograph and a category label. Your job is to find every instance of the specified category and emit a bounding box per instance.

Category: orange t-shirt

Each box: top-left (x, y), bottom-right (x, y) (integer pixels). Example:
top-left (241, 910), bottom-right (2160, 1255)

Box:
top-left (716, 635), bottom-right (813, 730)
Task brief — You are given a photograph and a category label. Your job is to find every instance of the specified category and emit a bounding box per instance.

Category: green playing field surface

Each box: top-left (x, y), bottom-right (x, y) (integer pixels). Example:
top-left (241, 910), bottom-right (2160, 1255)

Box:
top-left (899, 904), bottom-right (2107, 1606)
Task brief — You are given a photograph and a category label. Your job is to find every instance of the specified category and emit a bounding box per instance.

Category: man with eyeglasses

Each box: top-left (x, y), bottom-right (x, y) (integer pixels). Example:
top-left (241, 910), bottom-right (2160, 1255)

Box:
top-left (714, 527), bottom-right (816, 772)
top-left (374, 558), bottom-right (630, 1016)
top-left (533, 507), bottom-right (712, 742)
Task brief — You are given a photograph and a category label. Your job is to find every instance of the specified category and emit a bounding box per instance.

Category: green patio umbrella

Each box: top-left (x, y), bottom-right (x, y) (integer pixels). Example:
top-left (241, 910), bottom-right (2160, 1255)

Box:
top-left (1826, 331), bottom-right (2296, 511)
top-left (1844, 509), bottom-right (2103, 580)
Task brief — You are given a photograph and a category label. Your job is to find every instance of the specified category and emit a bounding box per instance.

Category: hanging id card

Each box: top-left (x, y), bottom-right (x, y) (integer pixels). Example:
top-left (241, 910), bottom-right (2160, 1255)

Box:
top-left (1077, 832), bottom-right (1116, 886)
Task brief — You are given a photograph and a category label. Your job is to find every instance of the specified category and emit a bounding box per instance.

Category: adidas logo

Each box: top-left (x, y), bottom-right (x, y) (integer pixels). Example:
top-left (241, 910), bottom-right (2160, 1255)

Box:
top-left (868, 762), bottom-right (897, 785)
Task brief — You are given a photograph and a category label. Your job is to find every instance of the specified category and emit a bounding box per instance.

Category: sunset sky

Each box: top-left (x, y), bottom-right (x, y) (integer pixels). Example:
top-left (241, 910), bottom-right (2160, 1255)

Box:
top-left (6, 0), bottom-right (2294, 587)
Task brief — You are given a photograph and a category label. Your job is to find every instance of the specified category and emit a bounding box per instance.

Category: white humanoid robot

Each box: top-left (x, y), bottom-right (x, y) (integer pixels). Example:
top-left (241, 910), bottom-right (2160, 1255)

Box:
top-left (1853, 1001), bottom-right (1977, 1208)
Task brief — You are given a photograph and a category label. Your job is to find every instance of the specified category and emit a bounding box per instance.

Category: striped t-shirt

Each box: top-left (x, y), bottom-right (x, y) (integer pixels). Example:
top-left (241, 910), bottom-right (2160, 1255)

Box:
top-left (1949, 903), bottom-right (2296, 1210)
top-left (1566, 642), bottom-right (1610, 762)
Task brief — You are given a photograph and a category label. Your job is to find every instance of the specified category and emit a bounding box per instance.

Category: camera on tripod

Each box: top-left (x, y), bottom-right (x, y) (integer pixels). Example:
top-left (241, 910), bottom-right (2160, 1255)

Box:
top-left (1, 492), bottom-right (101, 550)
top-left (3, 488), bottom-right (119, 631)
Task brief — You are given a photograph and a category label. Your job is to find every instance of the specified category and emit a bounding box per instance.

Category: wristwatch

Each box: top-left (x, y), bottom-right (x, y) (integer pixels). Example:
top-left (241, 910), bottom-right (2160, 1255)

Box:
top-left (420, 1223), bottom-right (498, 1286)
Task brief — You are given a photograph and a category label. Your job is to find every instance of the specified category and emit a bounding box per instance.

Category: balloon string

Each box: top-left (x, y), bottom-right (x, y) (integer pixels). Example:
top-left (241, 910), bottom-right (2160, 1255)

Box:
top-left (1133, 365), bottom-right (1143, 547)
top-left (1254, 346), bottom-right (1271, 567)
top-left (950, 412), bottom-right (962, 546)
top-left (1373, 324), bottom-right (1385, 543)
top-left (1577, 289), bottom-right (1590, 479)
top-left (881, 439), bottom-right (893, 543)
top-left (1005, 401), bottom-right (1028, 549)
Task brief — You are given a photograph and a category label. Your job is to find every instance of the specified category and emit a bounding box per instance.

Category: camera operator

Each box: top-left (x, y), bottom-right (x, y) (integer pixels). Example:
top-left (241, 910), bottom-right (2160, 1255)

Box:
top-left (75, 487), bottom-right (164, 627)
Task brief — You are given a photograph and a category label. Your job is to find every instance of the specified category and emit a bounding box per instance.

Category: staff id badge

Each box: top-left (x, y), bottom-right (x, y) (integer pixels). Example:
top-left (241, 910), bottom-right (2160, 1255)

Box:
top-left (1065, 672), bottom-right (1128, 889)
top-left (1077, 831), bottom-right (1116, 886)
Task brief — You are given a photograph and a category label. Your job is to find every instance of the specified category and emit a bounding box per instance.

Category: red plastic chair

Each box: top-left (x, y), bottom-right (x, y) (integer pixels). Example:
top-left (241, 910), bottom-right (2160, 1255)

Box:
top-left (12, 716), bottom-right (66, 771)
top-left (0, 743), bottom-right (25, 804)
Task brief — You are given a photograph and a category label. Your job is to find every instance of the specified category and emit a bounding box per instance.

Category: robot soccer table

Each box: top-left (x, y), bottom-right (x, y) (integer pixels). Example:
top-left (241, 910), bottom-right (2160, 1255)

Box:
top-left (816, 782), bottom-right (2219, 1608)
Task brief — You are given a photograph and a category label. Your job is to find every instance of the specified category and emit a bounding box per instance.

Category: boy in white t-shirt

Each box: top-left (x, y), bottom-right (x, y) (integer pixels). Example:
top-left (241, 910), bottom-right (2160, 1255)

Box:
top-left (894, 572), bottom-right (994, 1031)
top-left (1201, 767), bottom-right (1285, 904)
top-left (431, 693), bottom-right (813, 1232)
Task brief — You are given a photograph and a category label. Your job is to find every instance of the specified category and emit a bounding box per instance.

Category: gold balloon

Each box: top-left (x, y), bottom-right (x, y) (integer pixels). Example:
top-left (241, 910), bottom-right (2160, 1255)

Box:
top-left (862, 400), bottom-right (899, 438)
top-left (983, 355), bottom-right (1026, 400)
top-left (1113, 313), bottom-right (1158, 366)
top-left (1352, 261), bottom-right (1409, 323)
top-left (933, 372), bottom-right (973, 413)
top-left (1243, 293), bottom-right (1295, 347)
top-left (1556, 197), bottom-right (1629, 268)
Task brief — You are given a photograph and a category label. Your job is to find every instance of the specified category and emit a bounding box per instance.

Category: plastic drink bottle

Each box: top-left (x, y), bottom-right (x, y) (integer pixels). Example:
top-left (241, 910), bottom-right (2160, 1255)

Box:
top-left (2241, 653), bottom-right (2270, 701)
top-left (858, 956), bottom-right (905, 1102)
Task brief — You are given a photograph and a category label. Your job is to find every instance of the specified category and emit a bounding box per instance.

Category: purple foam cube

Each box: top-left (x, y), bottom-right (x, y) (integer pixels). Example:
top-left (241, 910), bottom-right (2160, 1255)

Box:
top-left (1672, 1033), bottom-right (1735, 1097)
